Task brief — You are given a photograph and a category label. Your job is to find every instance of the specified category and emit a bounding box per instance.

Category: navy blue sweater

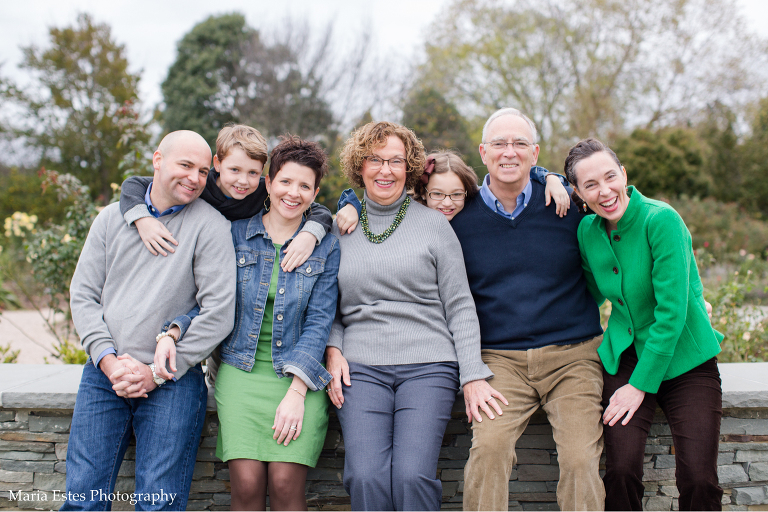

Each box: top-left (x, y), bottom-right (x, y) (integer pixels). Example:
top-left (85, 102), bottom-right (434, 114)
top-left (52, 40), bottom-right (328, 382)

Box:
top-left (451, 180), bottom-right (603, 350)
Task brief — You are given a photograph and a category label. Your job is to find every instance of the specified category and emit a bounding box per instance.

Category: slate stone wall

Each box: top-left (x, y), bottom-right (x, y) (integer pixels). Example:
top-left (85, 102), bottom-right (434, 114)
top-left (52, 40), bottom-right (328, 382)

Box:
top-left (2, 399), bottom-right (768, 511)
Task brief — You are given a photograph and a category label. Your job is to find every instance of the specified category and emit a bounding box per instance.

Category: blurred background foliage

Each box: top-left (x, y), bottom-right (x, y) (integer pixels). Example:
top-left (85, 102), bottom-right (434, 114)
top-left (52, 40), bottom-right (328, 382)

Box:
top-left (1, 0), bottom-right (768, 362)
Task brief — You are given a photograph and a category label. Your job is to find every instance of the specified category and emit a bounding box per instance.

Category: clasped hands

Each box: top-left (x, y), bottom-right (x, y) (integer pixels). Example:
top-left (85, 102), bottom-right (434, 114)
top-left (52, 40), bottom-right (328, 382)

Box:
top-left (99, 331), bottom-right (180, 398)
top-left (99, 353), bottom-right (156, 398)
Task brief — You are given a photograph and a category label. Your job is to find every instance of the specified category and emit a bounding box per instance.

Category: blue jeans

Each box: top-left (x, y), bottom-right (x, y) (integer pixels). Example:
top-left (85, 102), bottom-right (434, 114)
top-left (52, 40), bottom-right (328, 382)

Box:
top-left (336, 362), bottom-right (459, 511)
top-left (61, 361), bottom-right (207, 511)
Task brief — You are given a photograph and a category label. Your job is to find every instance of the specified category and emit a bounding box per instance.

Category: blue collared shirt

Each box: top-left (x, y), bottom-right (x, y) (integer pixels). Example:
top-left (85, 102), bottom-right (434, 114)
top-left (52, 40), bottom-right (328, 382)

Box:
top-left (145, 183), bottom-right (186, 218)
top-left (480, 174), bottom-right (531, 219)
top-left (94, 182), bottom-right (186, 369)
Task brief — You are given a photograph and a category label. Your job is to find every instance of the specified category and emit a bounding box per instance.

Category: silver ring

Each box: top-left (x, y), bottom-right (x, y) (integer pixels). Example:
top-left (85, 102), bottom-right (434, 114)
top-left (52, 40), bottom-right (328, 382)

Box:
top-left (289, 426), bottom-right (297, 431)
top-left (486, 396), bottom-right (493, 402)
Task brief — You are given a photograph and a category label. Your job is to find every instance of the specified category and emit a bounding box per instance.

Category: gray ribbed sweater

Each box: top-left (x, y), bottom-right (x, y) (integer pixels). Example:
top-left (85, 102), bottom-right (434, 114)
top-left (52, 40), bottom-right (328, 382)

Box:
top-left (328, 190), bottom-right (492, 387)
top-left (70, 201), bottom-right (236, 379)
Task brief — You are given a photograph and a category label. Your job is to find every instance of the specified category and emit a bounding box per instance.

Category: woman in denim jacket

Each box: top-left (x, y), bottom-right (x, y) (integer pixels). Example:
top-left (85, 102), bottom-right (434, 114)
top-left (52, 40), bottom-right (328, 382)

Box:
top-left (171, 136), bottom-right (339, 510)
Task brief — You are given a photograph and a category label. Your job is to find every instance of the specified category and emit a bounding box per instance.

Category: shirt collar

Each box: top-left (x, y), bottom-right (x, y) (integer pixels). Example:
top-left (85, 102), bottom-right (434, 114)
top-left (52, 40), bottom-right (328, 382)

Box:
top-left (479, 175), bottom-right (531, 219)
top-left (145, 182), bottom-right (186, 218)
top-left (245, 209), bottom-right (306, 241)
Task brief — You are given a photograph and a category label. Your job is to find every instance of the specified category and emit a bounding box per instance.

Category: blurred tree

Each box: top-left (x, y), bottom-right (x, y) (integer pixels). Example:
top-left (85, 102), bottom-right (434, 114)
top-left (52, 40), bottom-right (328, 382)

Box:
top-left (417, 0), bottom-right (765, 167)
top-left (614, 127), bottom-right (711, 198)
top-left (161, 13), bottom-right (253, 145)
top-left (7, 14), bottom-right (149, 204)
top-left (698, 102), bottom-right (742, 204)
top-left (402, 88), bottom-right (478, 164)
top-left (162, 13), bottom-right (337, 147)
top-left (234, 19), bottom-right (336, 144)
top-left (739, 98), bottom-right (768, 217)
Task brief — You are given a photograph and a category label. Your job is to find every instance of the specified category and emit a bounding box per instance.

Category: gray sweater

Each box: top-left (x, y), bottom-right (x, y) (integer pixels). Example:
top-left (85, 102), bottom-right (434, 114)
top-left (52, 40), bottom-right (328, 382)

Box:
top-left (70, 200), bottom-right (236, 379)
top-left (328, 190), bottom-right (492, 387)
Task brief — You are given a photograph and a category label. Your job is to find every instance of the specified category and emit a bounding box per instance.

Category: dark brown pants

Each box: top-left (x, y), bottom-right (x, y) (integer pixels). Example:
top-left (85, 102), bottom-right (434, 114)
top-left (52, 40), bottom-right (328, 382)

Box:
top-left (602, 346), bottom-right (723, 511)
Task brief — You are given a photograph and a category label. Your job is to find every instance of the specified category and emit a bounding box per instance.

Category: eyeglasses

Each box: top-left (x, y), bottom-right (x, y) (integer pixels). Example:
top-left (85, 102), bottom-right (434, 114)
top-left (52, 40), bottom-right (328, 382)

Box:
top-left (427, 191), bottom-right (467, 202)
top-left (484, 140), bottom-right (533, 151)
top-left (364, 156), bottom-right (407, 171)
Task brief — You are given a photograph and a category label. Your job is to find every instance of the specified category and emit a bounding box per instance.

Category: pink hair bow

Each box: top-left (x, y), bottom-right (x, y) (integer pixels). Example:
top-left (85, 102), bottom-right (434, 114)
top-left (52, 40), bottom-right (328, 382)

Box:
top-left (420, 156), bottom-right (436, 185)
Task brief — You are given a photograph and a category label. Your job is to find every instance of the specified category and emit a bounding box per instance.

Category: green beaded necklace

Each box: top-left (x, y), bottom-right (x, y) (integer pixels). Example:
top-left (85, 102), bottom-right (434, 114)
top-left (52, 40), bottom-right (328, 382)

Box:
top-left (360, 196), bottom-right (411, 244)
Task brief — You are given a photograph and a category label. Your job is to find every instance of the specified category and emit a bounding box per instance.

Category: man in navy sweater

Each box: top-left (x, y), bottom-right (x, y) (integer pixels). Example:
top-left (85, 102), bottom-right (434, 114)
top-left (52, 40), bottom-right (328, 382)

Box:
top-left (454, 108), bottom-right (605, 511)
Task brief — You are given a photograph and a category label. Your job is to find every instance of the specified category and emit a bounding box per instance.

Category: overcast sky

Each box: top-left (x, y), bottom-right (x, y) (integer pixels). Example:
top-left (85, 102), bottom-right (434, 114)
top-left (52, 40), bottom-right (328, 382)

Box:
top-left (1, 0), bottom-right (767, 109)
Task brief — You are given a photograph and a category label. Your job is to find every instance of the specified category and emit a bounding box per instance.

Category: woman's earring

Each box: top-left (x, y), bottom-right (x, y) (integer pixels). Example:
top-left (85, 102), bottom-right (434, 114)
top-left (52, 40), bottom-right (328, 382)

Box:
top-left (583, 202), bottom-right (587, 213)
top-left (264, 197), bottom-right (271, 212)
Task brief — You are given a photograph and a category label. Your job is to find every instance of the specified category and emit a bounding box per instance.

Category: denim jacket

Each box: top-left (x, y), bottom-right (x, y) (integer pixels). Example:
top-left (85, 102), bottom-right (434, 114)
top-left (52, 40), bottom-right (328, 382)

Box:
top-left (168, 211), bottom-right (339, 391)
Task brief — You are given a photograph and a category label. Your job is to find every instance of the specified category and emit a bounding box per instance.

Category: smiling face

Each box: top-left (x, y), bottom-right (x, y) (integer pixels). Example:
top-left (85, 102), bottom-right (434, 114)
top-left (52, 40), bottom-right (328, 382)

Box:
top-left (479, 114), bottom-right (540, 190)
top-left (425, 172), bottom-right (467, 220)
top-left (264, 161), bottom-right (319, 222)
top-left (151, 131), bottom-right (211, 211)
top-left (214, 147), bottom-right (264, 199)
top-left (361, 135), bottom-right (408, 205)
top-left (573, 151), bottom-right (629, 230)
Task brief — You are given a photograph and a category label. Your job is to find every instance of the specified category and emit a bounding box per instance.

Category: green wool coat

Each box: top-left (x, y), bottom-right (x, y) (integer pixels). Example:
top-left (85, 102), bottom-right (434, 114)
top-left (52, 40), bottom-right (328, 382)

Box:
top-left (577, 186), bottom-right (723, 394)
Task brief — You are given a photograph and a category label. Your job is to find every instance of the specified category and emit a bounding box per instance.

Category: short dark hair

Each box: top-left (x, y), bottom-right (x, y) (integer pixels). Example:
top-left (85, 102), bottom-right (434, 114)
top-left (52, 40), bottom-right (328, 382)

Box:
top-left (563, 138), bottom-right (622, 189)
top-left (268, 135), bottom-right (329, 188)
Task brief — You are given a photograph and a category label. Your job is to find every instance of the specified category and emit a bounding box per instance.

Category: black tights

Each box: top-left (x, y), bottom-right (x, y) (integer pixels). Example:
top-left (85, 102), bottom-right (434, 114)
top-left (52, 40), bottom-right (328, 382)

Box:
top-left (228, 459), bottom-right (308, 511)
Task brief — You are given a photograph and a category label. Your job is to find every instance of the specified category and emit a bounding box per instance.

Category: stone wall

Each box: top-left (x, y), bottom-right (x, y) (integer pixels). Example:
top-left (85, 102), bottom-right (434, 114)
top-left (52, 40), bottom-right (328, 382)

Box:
top-left (1, 363), bottom-right (768, 511)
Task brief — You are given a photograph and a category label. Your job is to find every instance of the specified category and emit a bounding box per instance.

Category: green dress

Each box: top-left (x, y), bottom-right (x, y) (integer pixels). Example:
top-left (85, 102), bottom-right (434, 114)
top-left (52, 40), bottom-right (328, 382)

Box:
top-left (215, 243), bottom-right (330, 466)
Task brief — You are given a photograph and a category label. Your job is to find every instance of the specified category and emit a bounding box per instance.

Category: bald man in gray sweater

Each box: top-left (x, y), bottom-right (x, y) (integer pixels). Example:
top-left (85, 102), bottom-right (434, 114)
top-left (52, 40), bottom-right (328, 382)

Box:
top-left (63, 131), bottom-right (235, 511)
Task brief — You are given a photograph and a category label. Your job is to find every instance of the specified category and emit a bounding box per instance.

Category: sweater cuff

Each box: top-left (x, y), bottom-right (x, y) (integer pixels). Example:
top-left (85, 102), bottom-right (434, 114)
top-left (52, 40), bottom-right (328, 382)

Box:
top-left (88, 340), bottom-right (116, 368)
top-left (628, 349), bottom-right (672, 394)
top-left (459, 361), bottom-right (495, 388)
top-left (301, 221), bottom-right (325, 245)
top-left (325, 338), bottom-right (342, 351)
top-left (124, 204), bottom-right (153, 226)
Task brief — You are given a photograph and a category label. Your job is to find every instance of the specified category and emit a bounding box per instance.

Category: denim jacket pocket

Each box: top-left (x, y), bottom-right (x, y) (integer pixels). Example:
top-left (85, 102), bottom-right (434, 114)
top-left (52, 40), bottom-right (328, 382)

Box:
top-left (295, 258), bottom-right (326, 291)
top-left (235, 249), bottom-right (260, 283)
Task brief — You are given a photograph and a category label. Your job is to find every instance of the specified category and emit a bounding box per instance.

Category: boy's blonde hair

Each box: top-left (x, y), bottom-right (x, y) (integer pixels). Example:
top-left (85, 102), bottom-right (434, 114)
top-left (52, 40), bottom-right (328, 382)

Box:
top-left (216, 124), bottom-right (268, 164)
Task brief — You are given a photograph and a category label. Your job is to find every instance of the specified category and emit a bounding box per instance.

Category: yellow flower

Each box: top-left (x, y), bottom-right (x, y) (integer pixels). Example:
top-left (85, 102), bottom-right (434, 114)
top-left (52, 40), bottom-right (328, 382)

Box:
top-left (742, 332), bottom-right (751, 341)
top-left (61, 234), bottom-right (72, 244)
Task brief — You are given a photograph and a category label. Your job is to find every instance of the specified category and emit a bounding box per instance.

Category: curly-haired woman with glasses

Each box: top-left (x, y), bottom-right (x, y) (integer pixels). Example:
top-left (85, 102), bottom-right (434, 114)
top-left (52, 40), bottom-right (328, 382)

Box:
top-left (325, 122), bottom-right (503, 511)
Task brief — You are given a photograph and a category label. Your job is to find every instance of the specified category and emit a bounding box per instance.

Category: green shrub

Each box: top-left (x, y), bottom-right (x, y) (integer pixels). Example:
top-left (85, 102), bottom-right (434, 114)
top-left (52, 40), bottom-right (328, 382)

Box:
top-left (0, 170), bottom-right (95, 364)
top-left (0, 169), bottom-right (73, 226)
top-left (699, 250), bottom-right (767, 362)
top-left (0, 343), bottom-right (20, 364)
top-left (665, 196), bottom-right (768, 259)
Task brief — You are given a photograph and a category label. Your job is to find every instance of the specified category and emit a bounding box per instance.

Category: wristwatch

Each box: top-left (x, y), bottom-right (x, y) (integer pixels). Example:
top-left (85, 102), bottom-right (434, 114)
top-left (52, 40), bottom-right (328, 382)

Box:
top-left (148, 363), bottom-right (166, 386)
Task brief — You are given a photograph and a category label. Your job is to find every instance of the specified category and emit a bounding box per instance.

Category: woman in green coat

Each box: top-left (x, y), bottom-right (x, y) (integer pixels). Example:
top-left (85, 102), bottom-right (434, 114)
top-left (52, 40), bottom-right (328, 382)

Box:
top-left (564, 138), bottom-right (724, 511)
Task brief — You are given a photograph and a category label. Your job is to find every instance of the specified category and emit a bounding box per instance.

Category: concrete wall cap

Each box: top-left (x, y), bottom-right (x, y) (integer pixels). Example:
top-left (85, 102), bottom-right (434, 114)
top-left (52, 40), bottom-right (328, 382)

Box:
top-left (1, 362), bottom-right (768, 410)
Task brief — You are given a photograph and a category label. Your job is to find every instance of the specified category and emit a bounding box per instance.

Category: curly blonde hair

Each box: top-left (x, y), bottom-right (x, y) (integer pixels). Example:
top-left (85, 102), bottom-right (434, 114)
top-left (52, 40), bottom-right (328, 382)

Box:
top-left (339, 121), bottom-right (426, 191)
